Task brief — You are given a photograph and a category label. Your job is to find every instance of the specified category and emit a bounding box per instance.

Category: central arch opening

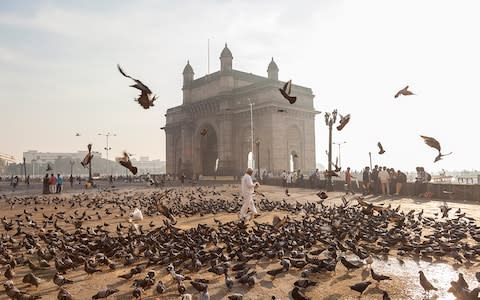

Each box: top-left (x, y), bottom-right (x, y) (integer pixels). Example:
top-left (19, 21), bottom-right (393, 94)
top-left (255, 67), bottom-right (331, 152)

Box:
top-left (200, 125), bottom-right (218, 176)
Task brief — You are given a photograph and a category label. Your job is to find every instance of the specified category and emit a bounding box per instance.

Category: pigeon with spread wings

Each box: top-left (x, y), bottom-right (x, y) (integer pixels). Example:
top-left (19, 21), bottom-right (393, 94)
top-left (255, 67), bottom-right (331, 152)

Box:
top-left (279, 80), bottom-right (296, 104)
top-left (117, 64), bottom-right (156, 109)
top-left (117, 152), bottom-right (138, 175)
top-left (80, 144), bottom-right (93, 168)
top-left (394, 85), bottom-right (415, 98)
top-left (377, 142), bottom-right (385, 155)
top-left (420, 135), bottom-right (452, 162)
top-left (200, 128), bottom-right (208, 136)
top-left (337, 114), bottom-right (350, 131)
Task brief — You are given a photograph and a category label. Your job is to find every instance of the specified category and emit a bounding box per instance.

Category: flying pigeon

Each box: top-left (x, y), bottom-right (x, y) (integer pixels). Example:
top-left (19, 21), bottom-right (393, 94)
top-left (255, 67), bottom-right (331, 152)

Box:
top-left (279, 80), bottom-right (296, 104)
top-left (394, 85), bottom-right (415, 98)
top-left (337, 114), bottom-right (351, 131)
top-left (75, 133), bottom-right (81, 137)
top-left (117, 152), bottom-right (138, 175)
top-left (201, 128), bottom-right (208, 136)
top-left (46, 163), bottom-right (53, 171)
top-left (377, 142), bottom-right (385, 154)
top-left (117, 64), bottom-right (156, 109)
top-left (80, 144), bottom-right (93, 168)
top-left (420, 135), bottom-right (452, 162)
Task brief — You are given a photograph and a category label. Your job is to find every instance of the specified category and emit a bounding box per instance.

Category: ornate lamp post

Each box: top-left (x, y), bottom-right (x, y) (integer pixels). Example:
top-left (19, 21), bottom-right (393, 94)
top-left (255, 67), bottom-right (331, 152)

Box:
top-left (324, 109), bottom-right (339, 191)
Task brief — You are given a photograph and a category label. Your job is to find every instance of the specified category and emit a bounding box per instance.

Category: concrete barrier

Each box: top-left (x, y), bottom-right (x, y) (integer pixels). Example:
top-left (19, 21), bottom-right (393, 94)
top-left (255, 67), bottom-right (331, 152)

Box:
top-left (261, 178), bottom-right (480, 201)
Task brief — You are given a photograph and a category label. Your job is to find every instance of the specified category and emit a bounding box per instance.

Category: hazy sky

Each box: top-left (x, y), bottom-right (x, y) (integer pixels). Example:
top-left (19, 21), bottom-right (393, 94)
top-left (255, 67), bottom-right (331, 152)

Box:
top-left (1, 0), bottom-right (479, 172)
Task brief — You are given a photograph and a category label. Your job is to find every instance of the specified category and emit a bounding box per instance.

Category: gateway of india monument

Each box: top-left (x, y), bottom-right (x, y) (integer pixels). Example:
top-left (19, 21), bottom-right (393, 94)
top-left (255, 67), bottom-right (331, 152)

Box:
top-left (164, 44), bottom-right (318, 177)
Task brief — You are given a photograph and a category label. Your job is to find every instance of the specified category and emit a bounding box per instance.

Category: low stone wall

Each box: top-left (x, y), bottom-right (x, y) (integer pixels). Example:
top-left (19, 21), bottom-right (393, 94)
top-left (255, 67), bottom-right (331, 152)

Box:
top-left (261, 178), bottom-right (480, 201)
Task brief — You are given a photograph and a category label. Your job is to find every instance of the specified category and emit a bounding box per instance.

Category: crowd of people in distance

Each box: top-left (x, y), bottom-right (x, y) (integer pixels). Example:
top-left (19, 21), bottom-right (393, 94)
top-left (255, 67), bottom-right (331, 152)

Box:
top-left (361, 165), bottom-right (430, 197)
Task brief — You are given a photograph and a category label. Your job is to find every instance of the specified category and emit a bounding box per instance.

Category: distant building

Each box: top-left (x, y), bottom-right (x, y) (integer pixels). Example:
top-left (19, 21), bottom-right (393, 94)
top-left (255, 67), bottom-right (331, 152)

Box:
top-left (23, 150), bottom-right (103, 164)
top-left (130, 157), bottom-right (165, 174)
top-left (164, 44), bottom-right (319, 177)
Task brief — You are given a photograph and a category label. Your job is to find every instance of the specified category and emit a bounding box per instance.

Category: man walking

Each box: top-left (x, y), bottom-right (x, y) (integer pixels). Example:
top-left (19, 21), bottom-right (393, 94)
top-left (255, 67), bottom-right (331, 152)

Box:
top-left (239, 168), bottom-right (260, 221)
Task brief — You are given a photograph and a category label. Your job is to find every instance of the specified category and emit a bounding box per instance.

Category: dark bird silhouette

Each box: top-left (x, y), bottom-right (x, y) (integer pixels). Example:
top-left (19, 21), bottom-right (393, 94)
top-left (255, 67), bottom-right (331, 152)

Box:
top-left (279, 80), bottom-right (296, 104)
top-left (457, 273), bottom-right (469, 290)
top-left (4, 264), bottom-right (15, 280)
top-left (227, 294), bottom-right (243, 300)
top-left (377, 142), bottom-right (385, 154)
top-left (53, 272), bottom-right (74, 287)
top-left (46, 163), bottom-right (53, 171)
top-left (81, 144), bottom-right (93, 168)
top-left (382, 290), bottom-right (391, 300)
top-left (294, 279), bottom-right (317, 288)
top-left (117, 64), bottom-right (156, 109)
top-left (156, 281), bottom-right (166, 294)
top-left (337, 114), bottom-right (351, 131)
top-left (23, 273), bottom-right (41, 288)
top-left (201, 128), bottom-right (208, 136)
top-left (191, 280), bottom-right (208, 292)
top-left (84, 261), bottom-right (101, 276)
top-left (58, 287), bottom-right (73, 300)
top-left (291, 286), bottom-right (310, 300)
top-left (420, 135), bottom-right (452, 162)
top-left (350, 281), bottom-right (372, 296)
top-left (92, 288), bottom-right (119, 299)
top-left (266, 267), bottom-right (285, 278)
top-left (394, 85), bottom-right (415, 98)
top-left (371, 269), bottom-right (391, 284)
top-left (117, 152), bottom-right (138, 175)
top-left (316, 191), bottom-right (328, 200)
top-left (419, 271), bottom-right (437, 294)
top-left (75, 133), bottom-right (80, 137)
top-left (340, 257), bottom-right (362, 271)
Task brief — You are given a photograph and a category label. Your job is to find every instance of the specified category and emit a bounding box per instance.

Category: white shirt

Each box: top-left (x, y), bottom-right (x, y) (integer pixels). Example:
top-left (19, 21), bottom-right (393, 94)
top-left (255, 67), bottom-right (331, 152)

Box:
top-left (241, 173), bottom-right (256, 197)
top-left (286, 173), bottom-right (292, 184)
top-left (378, 170), bottom-right (390, 183)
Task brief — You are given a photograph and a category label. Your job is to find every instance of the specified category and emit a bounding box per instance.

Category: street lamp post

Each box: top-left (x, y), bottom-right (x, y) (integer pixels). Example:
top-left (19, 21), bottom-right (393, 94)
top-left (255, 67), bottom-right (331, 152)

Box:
top-left (69, 160), bottom-right (74, 178)
top-left (98, 132), bottom-right (116, 176)
top-left (333, 141), bottom-right (347, 167)
top-left (324, 109), bottom-right (339, 191)
top-left (369, 152), bottom-right (372, 170)
top-left (255, 139), bottom-right (260, 180)
top-left (248, 98), bottom-right (254, 170)
top-left (23, 157), bottom-right (27, 182)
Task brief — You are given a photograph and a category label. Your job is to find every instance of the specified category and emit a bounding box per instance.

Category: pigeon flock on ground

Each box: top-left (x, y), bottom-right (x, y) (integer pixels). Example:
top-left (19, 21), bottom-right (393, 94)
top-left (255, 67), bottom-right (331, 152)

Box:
top-left (1, 186), bottom-right (480, 299)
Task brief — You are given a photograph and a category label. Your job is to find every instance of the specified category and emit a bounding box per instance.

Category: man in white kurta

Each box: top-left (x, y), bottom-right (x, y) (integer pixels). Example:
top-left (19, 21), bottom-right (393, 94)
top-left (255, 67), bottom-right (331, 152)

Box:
top-left (239, 168), bottom-right (260, 221)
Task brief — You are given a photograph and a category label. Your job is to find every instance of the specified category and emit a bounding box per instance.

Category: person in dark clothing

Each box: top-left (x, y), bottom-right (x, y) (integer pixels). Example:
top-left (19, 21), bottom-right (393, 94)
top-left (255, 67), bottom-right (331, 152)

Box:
top-left (396, 170), bottom-right (407, 195)
top-left (371, 165), bottom-right (379, 195)
top-left (362, 167), bottom-right (371, 195)
top-left (43, 174), bottom-right (49, 194)
top-left (69, 175), bottom-right (74, 188)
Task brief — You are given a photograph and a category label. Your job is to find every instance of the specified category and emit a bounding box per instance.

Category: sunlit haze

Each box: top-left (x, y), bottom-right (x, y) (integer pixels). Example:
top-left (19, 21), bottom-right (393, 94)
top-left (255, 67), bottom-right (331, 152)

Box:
top-left (1, 0), bottom-right (479, 173)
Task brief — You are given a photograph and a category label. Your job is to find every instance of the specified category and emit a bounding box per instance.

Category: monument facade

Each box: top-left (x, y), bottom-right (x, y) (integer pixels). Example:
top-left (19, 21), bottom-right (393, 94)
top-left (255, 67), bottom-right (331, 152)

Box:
top-left (164, 44), bottom-right (318, 177)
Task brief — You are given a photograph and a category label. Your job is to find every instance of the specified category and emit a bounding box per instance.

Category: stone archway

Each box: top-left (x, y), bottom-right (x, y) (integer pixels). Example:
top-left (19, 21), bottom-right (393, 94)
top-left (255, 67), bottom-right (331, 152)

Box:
top-left (287, 126), bottom-right (302, 172)
top-left (199, 124), bottom-right (218, 176)
top-left (290, 150), bottom-right (299, 172)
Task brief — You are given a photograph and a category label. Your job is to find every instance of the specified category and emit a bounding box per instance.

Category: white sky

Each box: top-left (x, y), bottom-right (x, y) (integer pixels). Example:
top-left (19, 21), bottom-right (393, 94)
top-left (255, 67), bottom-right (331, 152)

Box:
top-left (1, 0), bottom-right (479, 173)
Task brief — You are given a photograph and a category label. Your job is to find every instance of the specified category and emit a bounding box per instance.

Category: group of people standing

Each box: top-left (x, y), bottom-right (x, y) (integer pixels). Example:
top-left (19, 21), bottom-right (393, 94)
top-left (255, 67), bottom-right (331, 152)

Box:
top-left (362, 165), bottom-right (408, 196)
top-left (43, 173), bottom-right (63, 194)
